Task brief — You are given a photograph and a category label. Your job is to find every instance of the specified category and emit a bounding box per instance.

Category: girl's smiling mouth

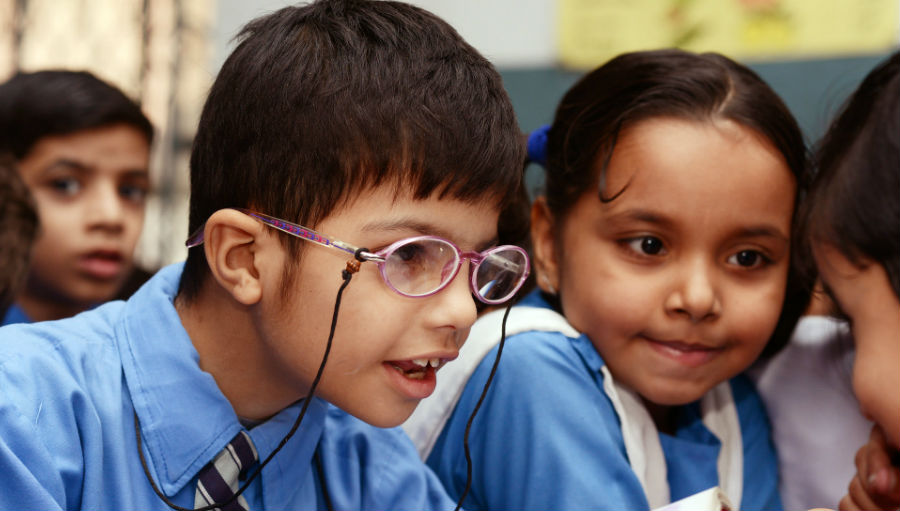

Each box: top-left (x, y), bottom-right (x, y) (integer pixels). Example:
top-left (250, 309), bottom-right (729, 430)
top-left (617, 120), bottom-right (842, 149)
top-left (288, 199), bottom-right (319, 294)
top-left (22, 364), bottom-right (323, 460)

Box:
top-left (642, 335), bottom-right (723, 368)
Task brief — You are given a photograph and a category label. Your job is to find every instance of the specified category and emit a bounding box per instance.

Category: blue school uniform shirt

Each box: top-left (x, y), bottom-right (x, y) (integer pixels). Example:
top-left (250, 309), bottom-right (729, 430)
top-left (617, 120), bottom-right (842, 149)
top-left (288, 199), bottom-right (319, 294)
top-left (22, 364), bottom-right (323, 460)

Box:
top-left (0, 263), bottom-right (457, 511)
top-left (1, 303), bottom-right (30, 325)
top-left (426, 290), bottom-right (781, 511)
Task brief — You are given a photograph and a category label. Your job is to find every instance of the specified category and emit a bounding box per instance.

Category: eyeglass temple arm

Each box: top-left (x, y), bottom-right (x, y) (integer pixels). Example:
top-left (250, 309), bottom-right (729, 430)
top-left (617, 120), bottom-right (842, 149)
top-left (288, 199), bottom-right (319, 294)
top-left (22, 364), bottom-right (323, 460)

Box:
top-left (481, 246), bottom-right (529, 274)
top-left (185, 208), bottom-right (380, 261)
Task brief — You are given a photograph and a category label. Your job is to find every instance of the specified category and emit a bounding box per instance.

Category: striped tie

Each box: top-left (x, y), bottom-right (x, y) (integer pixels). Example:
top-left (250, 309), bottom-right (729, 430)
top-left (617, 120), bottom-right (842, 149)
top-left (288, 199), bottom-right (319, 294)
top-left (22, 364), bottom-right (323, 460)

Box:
top-left (194, 431), bottom-right (259, 511)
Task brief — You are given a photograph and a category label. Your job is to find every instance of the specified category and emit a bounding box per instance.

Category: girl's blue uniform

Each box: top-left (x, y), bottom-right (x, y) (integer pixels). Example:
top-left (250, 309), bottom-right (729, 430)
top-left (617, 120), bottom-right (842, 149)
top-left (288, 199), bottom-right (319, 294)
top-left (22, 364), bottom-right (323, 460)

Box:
top-left (426, 290), bottom-right (781, 511)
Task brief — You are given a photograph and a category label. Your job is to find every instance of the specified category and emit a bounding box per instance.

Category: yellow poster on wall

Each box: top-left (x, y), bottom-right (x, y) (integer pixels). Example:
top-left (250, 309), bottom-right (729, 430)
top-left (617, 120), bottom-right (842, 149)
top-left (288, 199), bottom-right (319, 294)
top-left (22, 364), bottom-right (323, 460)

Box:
top-left (558, 0), bottom-right (900, 68)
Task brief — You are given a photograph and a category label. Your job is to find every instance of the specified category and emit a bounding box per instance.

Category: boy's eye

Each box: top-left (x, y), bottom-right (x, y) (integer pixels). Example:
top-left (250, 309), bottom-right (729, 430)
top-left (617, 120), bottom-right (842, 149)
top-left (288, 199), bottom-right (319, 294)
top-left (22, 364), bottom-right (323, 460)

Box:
top-left (49, 177), bottom-right (81, 196)
top-left (119, 184), bottom-right (148, 203)
top-left (727, 249), bottom-right (769, 268)
top-left (625, 236), bottom-right (666, 256)
top-left (393, 242), bottom-right (427, 263)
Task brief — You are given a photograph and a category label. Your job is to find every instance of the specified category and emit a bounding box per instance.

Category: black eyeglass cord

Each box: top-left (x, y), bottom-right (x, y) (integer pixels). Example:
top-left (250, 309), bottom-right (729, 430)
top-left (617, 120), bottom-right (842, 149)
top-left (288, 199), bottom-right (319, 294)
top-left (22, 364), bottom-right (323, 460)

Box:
top-left (136, 253), bottom-right (366, 511)
top-left (454, 301), bottom-right (513, 511)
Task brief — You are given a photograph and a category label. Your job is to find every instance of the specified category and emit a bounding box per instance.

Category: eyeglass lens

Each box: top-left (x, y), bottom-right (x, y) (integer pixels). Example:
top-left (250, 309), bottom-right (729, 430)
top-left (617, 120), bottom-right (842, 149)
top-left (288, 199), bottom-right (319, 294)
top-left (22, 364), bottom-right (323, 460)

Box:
top-left (381, 238), bottom-right (526, 302)
top-left (382, 240), bottom-right (454, 297)
top-left (474, 248), bottom-right (528, 302)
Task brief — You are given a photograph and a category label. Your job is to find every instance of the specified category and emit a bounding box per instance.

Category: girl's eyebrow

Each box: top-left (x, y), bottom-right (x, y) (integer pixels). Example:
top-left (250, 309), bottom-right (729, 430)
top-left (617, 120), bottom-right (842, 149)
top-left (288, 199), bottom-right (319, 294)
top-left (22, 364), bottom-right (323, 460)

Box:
top-left (730, 226), bottom-right (789, 243)
top-left (605, 209), bottom-right (675, 229)
top-left (607, 209), bottom-right (789, 242)
top-left (361, 218), bottom-right (498, 250)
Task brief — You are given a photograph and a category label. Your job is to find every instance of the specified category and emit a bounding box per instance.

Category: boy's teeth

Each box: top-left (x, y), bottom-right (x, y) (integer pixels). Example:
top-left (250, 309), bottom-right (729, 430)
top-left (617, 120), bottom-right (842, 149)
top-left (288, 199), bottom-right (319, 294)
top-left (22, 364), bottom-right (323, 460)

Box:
top-left (401, 358), bottom-right (444, 372)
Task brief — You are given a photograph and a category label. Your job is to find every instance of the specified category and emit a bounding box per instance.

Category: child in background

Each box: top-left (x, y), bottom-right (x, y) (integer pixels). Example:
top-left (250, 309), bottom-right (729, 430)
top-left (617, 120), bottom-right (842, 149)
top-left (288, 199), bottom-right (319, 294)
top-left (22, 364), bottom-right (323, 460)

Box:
top-left (420, 49), bottom-right (812, 510)
top-left (797, 51), bottom-right (899, 511)
top-left (0, 0), bottom-right (529, 509)
top-left (748, 288), bottom-right (873, 511)
top-left (0, 70), bottom-right (153, 325)
top-left (0, 157), bottom-right (39, 317)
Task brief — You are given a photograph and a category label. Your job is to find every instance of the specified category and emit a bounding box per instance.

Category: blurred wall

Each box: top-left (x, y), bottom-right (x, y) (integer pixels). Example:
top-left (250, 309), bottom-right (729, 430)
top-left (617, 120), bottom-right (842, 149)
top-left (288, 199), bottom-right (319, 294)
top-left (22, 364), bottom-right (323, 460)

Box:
top-left (0, 0), bottom-right (214, 270)
top-left (215, 0), bottom-right (898, 199)
top-left (2, 0), bottom-right (897, 267)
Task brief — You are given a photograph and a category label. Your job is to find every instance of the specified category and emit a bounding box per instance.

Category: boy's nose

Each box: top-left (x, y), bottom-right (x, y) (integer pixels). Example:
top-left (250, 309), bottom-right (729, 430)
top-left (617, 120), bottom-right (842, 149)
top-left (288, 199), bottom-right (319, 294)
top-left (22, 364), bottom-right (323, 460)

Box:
top-left (432, 262), bottom-right (479, 335)
top-left (84, 182), bottom-right (125, 231)
top-left (664, 259), bottom-right (721, 323)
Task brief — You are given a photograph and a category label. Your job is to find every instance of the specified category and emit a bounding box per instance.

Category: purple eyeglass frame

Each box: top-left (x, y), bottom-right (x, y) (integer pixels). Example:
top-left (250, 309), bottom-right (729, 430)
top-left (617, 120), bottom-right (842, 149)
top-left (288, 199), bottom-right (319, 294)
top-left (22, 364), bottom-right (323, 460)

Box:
top-left (186, 208), bottom-right (530, 304)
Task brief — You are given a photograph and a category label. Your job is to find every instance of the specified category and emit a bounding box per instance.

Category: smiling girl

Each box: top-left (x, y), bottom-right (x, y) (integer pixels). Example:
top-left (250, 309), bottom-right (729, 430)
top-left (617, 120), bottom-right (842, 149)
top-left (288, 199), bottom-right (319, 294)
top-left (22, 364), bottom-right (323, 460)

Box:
top-left (421, 49), bottom-right (812, 510)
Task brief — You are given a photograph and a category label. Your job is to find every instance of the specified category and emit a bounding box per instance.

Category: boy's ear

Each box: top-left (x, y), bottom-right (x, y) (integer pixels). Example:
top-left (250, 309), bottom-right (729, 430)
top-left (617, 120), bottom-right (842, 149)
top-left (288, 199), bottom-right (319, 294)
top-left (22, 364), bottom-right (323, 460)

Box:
top-left (530, 197), bottom-right (560, 295)
top-left (202, 209), bottom-right (270, 305)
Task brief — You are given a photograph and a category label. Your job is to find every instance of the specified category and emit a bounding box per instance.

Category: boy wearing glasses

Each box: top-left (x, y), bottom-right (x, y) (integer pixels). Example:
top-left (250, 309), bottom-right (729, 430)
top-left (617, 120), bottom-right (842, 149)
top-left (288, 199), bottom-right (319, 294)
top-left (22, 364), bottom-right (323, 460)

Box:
top-left (0, 1), bottom-right (528, 509)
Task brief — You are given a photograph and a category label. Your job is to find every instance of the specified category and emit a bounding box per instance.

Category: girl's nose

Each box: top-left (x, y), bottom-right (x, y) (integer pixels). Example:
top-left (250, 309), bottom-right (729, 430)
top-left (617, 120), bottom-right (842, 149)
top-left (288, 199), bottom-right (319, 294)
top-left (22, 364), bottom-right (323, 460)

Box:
top-left (664, 259), bottom-right (721, 323)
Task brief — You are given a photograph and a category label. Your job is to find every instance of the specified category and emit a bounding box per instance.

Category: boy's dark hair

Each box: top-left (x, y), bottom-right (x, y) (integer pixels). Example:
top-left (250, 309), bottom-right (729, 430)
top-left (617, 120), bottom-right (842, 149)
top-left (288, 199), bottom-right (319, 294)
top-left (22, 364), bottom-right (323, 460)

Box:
top-left (179, 0), bottom-right (523, 301)
top-left (799, 51), bottom-right (900, 299)
top-left (0, 157), bottom-right (38, 316)
top-left (0, 70), bottom-right (154, 159)
top-left (542, 48), bottom-right (812, 358)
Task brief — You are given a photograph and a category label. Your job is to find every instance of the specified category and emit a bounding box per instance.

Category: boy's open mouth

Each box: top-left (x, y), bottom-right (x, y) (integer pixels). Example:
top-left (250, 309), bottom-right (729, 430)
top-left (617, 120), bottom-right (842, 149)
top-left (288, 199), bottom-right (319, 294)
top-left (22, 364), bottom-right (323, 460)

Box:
top-left (79, 250), bottom-right (125, 280)
top-left (387, 358), bottom-right (447, 380)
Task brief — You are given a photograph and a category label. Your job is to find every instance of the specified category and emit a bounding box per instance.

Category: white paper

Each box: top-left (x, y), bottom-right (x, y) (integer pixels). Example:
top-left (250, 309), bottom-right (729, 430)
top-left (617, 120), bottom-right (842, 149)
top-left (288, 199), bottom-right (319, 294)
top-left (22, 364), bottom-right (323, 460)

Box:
top-left (651, 487), bottom-right (733, 511)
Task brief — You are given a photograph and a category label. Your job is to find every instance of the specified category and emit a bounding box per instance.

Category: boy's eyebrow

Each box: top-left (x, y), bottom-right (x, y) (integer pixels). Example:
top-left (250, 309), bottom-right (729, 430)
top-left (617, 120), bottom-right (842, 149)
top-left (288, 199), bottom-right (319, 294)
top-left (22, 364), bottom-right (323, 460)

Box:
top-left (43, 158), bottom-right (91, 174)
top-left (122, 169), bottom-right (152, 180)
top-left (361, 218), bottom-right (498, 250)
top-left (42, 158), bottom-right (149, 178)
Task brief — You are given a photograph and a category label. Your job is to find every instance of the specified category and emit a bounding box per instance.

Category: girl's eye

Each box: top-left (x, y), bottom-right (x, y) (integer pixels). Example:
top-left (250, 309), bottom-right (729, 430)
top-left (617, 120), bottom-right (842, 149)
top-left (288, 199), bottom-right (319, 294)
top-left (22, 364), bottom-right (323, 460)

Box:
top-left (49, 177), bottom-right (81, 196)
top-left (625, 236), bottom-right (666, 256)
top-left (727, 249), bottom-right (769, 268)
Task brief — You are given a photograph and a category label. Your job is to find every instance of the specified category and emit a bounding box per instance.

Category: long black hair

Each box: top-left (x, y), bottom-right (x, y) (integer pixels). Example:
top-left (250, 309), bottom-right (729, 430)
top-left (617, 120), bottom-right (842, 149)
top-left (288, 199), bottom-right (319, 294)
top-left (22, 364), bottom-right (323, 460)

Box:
top-left (542, 49), bottom-right (812, 357)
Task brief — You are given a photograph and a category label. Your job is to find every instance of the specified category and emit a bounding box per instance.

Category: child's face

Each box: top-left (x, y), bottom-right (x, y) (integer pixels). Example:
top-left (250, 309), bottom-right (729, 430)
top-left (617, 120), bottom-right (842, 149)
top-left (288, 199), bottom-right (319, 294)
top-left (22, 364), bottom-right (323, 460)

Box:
top-left (17, 124), bottom-right (149, 314)
top-left (536, 117), bottom-right (795, 406)
top-left (814, 244), bottom-right (900, 448)
top-left (255, 186), bottom-right (500, 427)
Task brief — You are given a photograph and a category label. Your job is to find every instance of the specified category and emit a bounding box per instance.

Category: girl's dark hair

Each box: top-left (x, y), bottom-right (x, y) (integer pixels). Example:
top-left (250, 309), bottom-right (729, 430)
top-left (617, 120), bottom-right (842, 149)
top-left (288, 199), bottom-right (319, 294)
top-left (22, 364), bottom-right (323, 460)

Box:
top-left (799, 51), bottom-right (900, 298)
top-left (179, 0), bottom-right (523, 301)
top-left (0, 70), bottom-right (153, 158)
top-left (543, 49), bottom-right (812, 358)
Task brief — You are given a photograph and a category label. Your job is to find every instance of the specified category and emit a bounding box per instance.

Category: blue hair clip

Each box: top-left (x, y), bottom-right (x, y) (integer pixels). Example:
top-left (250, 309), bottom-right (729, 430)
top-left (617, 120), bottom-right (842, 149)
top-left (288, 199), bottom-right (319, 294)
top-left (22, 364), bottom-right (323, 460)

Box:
top-left (527, 124), bottom-right (550, 167)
